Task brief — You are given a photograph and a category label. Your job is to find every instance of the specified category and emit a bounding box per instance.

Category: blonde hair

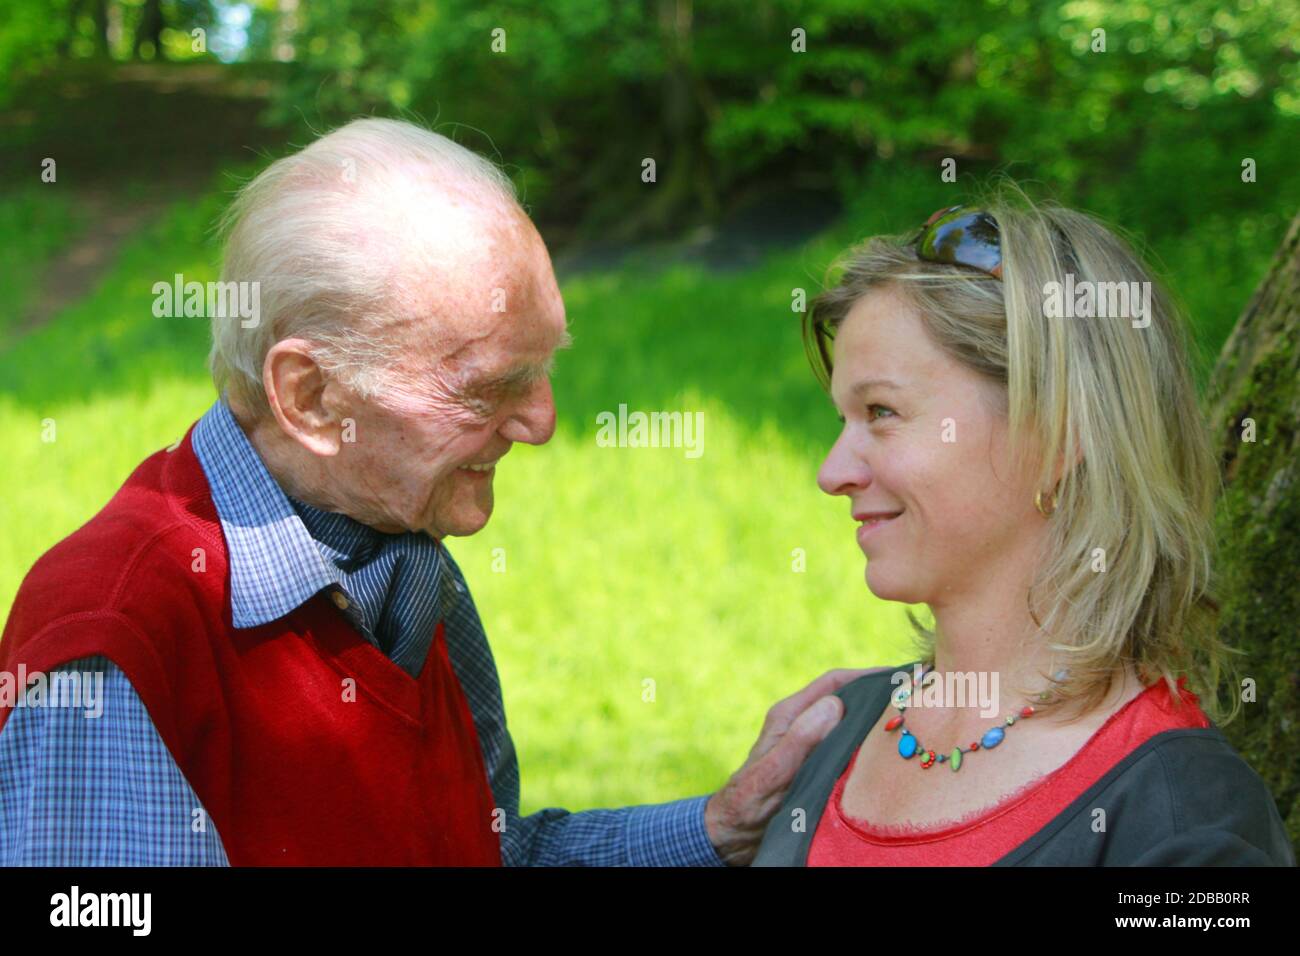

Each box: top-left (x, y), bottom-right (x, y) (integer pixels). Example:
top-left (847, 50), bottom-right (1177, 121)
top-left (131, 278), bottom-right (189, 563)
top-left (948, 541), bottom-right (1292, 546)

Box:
top-left (211, 117), bottom-right (519, 417)
top-left (805, 180), bottom-right (1241, 725)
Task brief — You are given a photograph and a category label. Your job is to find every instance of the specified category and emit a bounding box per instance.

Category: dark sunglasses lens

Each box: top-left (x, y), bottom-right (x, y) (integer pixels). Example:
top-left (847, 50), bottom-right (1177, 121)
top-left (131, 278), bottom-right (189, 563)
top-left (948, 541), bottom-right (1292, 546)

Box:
top-left (918, 210), bottom-right (1001, 274)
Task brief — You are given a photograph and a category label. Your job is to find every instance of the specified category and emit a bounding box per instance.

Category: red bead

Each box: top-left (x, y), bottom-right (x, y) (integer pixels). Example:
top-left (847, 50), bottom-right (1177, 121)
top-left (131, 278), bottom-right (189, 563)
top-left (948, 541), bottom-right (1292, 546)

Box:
top-left (885, 715), bottom-right (904, 731)
top-left (1020, 706), bottom-right (1035, 717)
top-left (970, 743), bottom-right (979, 750)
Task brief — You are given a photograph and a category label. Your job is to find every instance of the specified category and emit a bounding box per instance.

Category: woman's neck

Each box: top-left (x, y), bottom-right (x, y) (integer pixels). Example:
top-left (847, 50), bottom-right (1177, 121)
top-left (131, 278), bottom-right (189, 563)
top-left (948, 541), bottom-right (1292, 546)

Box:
top-left (927, 571), bottom-right (1058, 697)
top-left (925, 585), bottom-right (1143, 727)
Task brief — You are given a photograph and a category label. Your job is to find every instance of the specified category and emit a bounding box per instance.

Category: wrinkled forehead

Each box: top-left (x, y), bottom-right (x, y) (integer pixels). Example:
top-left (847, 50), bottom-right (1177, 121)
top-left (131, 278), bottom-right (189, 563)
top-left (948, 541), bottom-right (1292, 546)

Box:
top-left (386, 205), bottom-right (566, 380)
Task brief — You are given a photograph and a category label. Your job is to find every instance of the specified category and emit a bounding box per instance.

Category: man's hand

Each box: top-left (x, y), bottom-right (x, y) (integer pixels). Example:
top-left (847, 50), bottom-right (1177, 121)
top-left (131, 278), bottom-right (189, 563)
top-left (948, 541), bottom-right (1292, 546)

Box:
top-left (704, 666), bottom-right (893, 866)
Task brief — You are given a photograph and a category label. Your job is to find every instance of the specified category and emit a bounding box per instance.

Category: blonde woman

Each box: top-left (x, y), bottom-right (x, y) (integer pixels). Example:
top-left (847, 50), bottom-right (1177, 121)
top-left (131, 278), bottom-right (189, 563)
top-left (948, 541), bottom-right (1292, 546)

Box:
top-left (754, 189), bottom-right (1295, 866)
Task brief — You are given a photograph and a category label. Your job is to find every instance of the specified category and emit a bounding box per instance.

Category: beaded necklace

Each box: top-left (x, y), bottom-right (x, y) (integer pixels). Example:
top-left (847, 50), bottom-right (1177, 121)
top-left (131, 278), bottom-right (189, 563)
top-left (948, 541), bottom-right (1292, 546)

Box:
top-left (885, 665), bottom-right (1065, 772)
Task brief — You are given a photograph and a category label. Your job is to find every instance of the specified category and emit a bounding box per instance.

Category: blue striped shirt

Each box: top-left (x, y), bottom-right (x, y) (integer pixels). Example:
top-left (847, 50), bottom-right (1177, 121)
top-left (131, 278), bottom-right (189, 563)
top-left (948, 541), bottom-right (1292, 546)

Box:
top-left (0, 398), bottom-right (725, 867)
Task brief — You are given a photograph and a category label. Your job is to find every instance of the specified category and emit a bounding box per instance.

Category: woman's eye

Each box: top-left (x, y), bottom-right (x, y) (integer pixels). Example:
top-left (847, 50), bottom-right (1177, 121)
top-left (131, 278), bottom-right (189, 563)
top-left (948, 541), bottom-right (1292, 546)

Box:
top-left (866, 404), bottom-right (896, 421)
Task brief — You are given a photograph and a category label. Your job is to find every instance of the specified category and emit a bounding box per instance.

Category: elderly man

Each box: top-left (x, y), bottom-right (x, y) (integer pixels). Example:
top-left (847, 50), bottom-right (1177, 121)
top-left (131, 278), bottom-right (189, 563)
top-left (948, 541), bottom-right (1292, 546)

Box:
top-left (0, 118), bottom-right (864, 866)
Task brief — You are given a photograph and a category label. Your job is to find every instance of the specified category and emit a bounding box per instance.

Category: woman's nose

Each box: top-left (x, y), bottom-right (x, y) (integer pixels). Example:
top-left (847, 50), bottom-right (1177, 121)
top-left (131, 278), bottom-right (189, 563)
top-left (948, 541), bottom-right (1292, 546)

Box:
top-left (817, 432), bottom-right (870, 497)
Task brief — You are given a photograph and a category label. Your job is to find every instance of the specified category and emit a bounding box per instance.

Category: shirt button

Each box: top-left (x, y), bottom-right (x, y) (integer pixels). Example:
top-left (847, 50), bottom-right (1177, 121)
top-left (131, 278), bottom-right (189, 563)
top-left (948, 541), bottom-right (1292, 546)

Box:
top-left (331, 591), bottom-right (350, 611)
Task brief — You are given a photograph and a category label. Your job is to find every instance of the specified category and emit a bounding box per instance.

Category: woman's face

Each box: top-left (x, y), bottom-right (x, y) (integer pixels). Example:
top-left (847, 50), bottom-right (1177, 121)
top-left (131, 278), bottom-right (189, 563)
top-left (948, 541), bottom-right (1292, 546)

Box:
top-left (817, 285), bottom-right (1043, 606)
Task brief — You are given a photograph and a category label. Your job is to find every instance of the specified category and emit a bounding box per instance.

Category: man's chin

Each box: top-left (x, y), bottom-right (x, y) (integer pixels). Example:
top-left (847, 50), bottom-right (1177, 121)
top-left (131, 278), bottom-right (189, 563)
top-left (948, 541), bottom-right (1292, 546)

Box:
top-left (433, 505), bottom-right (494, 538)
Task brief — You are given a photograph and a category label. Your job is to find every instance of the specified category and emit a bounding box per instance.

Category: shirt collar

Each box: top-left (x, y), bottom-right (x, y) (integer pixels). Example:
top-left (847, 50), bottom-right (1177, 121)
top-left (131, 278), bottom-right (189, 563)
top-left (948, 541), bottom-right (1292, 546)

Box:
top-left (191, 398), bottom-right (360, 629)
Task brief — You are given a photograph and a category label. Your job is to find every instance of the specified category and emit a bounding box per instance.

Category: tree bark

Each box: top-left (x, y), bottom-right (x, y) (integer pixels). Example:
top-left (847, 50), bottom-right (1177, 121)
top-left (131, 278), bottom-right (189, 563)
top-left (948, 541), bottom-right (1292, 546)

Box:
top-left (1204, 208), bottom-right (1300, 848)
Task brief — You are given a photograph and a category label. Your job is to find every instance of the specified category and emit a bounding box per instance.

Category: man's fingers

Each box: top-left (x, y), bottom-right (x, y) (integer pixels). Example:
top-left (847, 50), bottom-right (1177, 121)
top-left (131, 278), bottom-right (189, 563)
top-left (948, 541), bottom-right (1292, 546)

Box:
top-left (743, 693), bottom-right (846, 806)
top-left (752, 665), bottom-right (893, 762)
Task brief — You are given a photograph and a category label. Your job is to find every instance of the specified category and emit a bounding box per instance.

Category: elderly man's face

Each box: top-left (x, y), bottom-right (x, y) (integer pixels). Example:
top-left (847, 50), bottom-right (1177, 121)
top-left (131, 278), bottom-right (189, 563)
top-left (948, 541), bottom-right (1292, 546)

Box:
top-left (330, 205), bottom-right (568, 539)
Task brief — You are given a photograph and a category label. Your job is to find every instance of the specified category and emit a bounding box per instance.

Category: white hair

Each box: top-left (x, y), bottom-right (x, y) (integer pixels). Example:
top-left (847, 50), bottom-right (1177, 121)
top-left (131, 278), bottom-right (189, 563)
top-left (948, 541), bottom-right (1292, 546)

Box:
top-left (209, 117), bottom-right (519, 415)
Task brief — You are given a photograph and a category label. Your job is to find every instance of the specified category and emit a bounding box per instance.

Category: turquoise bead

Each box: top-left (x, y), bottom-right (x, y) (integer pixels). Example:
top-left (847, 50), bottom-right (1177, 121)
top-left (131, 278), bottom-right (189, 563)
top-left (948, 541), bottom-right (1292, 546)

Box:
top-left (898, 732), bottom-right (918, 758)
top-left (981, 726), bottom-right (1005, 749)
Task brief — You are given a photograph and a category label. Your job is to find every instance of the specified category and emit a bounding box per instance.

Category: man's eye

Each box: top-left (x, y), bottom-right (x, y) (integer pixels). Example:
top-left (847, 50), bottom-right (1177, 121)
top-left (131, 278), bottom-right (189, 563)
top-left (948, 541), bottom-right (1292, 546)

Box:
top-left (867, 404), bottom-right (896, 421)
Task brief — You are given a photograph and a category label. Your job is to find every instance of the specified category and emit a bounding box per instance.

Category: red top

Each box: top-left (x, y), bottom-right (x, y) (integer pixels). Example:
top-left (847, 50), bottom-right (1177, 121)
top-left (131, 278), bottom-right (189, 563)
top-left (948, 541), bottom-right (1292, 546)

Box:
top-left (0, 425), bottom-right (502, 866)
top-left (808, 677), bottom-right (1210, 866)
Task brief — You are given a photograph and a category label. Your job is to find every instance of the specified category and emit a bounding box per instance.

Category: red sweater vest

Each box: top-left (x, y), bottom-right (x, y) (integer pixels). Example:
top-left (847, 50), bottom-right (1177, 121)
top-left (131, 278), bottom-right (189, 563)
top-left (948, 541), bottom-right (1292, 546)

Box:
top-left (0, 425), bottom-right (502, 866)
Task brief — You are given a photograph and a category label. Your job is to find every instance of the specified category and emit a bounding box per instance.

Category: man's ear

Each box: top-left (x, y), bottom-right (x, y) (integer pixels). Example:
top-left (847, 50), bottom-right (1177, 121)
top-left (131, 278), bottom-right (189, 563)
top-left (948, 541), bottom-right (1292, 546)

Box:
top-left (262, 338), bottom-right (345, 456)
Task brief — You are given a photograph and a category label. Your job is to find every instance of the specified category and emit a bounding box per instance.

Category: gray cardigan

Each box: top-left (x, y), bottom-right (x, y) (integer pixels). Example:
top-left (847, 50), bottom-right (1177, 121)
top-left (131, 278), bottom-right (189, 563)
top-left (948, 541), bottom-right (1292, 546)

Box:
top-left (752, 664), bottom-right (1296, 866)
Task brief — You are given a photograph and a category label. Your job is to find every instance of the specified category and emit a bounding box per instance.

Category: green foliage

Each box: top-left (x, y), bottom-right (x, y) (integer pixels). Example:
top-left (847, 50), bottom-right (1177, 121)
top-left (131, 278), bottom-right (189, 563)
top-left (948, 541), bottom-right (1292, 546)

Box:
top-left (251, 0), bottom-right (1299, 241)
top-left (0, 0), bottom-right (69, 101)
top-left (0, 0), bottom-right (219, 104)
top-left (6, 1), bottom-right (1296, 246)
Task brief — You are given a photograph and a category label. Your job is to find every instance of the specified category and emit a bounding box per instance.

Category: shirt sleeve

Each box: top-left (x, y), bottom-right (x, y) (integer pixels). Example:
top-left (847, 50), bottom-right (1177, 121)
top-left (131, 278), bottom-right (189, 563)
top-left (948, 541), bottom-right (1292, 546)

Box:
top-left (510, 793), bottom-right (727, 867)
top-left (0, 655), bottom-right (228, 866)
top-left (487, 723), bottom-right (725, 867)
top-left (436, 546), bottom-right (727, 867)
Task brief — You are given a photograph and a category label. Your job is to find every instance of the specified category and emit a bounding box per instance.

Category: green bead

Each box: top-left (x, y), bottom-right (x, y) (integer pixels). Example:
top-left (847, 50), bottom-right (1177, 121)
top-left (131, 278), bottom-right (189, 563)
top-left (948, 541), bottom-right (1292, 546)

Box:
top-left (950, 748), bottom-right (962, 771)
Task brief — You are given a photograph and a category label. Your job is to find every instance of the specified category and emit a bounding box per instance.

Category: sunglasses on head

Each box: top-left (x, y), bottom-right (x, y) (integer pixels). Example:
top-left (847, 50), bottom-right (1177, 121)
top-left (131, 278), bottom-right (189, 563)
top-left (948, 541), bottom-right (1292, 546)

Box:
top-left (804, 204), bottom-right (1004, 387)
top-left (913, 205), bottom-right (1003, 280)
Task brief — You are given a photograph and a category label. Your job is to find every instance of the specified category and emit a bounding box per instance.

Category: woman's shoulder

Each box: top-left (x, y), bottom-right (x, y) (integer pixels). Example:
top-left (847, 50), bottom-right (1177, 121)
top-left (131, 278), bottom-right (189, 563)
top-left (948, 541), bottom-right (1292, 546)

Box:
top-left (997, 727), bottom-right (1295, 866)
top-left (1080, 727), bottom-right (1295, 865)
top-left (1136, 728), bottom-right (1279, 803)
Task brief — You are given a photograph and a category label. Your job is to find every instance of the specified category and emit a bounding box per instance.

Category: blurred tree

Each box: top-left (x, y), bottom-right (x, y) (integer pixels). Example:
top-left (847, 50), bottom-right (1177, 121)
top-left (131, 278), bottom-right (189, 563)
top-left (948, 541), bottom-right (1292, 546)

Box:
top-left (133, 0), bottom-right (166, 61)
top-left (1, 0), bottom-right (221, 92)
top-left (255, 0), bottom-right (1297, 239)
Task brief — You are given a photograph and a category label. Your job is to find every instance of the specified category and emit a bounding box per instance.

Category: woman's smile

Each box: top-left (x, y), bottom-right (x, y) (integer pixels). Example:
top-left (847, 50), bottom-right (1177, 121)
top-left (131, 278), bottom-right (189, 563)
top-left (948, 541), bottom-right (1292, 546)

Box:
top-left (855, 509), bottom-right (902, 548)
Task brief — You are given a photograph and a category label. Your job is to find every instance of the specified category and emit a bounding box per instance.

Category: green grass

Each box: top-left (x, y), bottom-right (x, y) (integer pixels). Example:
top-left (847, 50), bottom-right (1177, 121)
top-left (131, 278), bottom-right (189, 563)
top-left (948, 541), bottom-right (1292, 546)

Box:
top-left (0, 184), bottom-right (87, 346)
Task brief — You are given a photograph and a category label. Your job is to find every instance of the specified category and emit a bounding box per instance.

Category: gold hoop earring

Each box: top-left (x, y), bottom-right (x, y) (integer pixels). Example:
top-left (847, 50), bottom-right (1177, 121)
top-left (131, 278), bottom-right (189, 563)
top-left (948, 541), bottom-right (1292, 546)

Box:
top-left (1035, 488), bottom-right (1058, 517)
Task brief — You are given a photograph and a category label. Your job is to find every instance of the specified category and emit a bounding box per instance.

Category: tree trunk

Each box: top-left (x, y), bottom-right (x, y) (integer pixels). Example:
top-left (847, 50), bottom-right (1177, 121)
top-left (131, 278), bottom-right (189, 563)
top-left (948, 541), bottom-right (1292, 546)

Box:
top-left (1204, 208), bottom-right (1300, 849)
top-left (90, 0), bottom-right (110, 58)
top-left (133, 0), bottom-right (166, 61)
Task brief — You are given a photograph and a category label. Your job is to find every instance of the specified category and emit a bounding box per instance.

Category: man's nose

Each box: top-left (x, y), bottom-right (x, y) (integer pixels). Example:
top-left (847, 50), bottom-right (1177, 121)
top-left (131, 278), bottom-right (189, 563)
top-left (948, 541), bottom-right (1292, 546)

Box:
top-left (817, 432), bottom-right (869, 497)
top-left (500, 377), bottom-right (556, 446)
